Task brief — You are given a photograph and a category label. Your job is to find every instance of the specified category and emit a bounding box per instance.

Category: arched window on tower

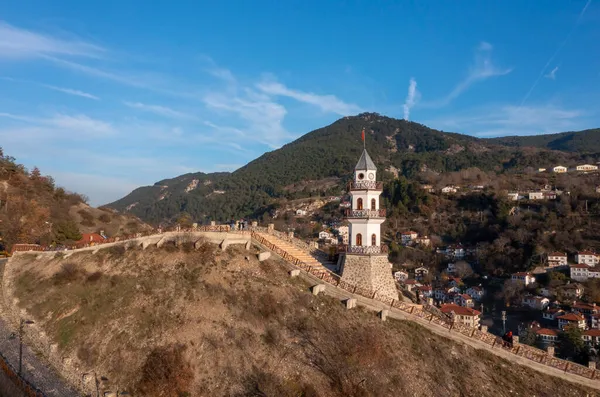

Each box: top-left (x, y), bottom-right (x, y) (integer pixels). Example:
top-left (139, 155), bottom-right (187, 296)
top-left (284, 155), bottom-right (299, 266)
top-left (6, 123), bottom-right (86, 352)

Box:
top-left (371, 234), bottom-right (377, 246)
top-left (357, 198), bottom-right (363, 210)
top-left (356, 233), bottom-right (362, 246)
top-left (371, 198), bottom-right (376, 211)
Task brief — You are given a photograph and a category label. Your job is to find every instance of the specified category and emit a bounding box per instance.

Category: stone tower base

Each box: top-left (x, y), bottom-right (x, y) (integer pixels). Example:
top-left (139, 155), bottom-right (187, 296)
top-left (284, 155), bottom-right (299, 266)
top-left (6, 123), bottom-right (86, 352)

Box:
top-left (340, 254), bottom-right (399, 302)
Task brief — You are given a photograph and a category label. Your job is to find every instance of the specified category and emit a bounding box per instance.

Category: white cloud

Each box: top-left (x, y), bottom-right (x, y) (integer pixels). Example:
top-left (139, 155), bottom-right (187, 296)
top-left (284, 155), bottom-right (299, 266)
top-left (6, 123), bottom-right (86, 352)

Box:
top-left (256, 80), bottom-right (361, 115)
top-left (544, 66), bottom-right (559, 80)
top-left (403, 78), bottom-right (418, 120)
top-left (42, 84), bottom-right (100, 100)
top-left (428, 103), bottom-right (585, 137)
top-left (46, 114), bottom-right (115, 135)
top-left (0, 21), bottom-right (104, 59)
top-left (123, 101), bottom-right (194, 119)
top-left (422, 42), bottom-right (512, 108)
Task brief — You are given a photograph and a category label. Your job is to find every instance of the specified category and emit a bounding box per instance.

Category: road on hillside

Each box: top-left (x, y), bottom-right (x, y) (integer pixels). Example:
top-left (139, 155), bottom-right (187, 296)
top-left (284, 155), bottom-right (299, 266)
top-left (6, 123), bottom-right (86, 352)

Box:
top-left (0, 259), bottom-right (79, 397)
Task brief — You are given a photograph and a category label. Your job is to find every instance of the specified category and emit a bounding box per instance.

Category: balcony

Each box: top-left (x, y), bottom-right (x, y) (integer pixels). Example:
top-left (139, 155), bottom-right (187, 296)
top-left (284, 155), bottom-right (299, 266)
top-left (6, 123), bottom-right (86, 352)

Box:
top-left (349, 181), bottom-right (383, 191)
top-left (338, 245), bottom-right (389, 255)
top-left (345, 209), bottom-right (386, 218)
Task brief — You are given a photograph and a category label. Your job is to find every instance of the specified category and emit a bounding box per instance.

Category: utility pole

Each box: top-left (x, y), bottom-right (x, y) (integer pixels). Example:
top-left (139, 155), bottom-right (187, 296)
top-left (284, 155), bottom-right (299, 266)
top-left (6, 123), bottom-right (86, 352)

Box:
top-left (502, 311), bottom-right (507, 335)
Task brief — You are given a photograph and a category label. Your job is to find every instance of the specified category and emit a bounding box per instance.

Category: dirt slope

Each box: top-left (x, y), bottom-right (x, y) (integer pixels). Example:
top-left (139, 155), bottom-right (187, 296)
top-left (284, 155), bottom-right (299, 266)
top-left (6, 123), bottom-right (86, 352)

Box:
top-left (7, 243), bottom-right (598, 397)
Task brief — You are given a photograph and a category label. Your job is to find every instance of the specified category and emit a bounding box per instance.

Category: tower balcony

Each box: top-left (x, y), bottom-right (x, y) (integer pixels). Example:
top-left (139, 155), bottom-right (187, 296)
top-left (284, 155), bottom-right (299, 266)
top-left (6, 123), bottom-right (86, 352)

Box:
top-left (348, 181), bottom-right (383, 191)
top-left (338, 244), bottom-right (389, 255)
top-left (345, 209), bottom-right (386, 219)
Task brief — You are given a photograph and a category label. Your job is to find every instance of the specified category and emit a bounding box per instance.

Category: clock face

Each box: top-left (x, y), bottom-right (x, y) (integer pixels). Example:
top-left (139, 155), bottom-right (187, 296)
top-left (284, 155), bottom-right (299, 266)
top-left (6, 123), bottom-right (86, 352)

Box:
top-left (368, 172), bottom-right (375, 180)
top-left (358, 173), bottom-right (365, 180)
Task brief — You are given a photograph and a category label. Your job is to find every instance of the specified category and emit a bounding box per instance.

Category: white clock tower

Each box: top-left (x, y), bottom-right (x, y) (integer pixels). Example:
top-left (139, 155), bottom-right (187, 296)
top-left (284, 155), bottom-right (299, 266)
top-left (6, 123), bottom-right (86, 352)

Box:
top-left (339, 141), bottom-right (398, 302)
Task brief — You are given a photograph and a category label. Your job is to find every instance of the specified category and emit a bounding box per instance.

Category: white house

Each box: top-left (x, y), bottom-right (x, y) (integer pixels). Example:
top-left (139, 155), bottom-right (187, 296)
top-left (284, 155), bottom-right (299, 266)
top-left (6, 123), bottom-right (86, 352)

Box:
top-left (441, 186), bottom-right (459, 194)
top-left (454, 293), bottom-right (475, 308)
top-left (295, 209), bottom-right (307, 216)
top-left (466, 286), bottom-right (485, 301)
top-left (536, 328), bottom-right (558, 345)
top-left (337, 225), bottom-right (349, 244)
top-left (570, 264), bottom-right (591, 281)
top-left (511, 272), bottom-right (535, 286)
top-left (577, 251), bottom-right (599, 266)
top-left (553, 166), bottom-right (568, 173)
top-left (538, 168), bottom-right (547, 173)
top-left (394, 270), bottom-right (409, 282)
top-left (528, 191), bottom-right (544, 200)
top-left (539, 287), bottom-right (553, 298)
top-left (522, 295), bottom-right (550, 310)
top-left (563, 283), bottom-right (584, 299)
top-left (582, 329), bottom-right (600, 346)
top-left (414, 266), bottom-right (429, 280)
top-left (441, 304), bottom-right (481, 328)
top-left (543, 307), bottom-right (565, 321)
top-left (591, 314), bottom-right (600, 329)
top-left (319, 231), bottom-right (331, 240)
top-left (401, 230), bottom-right (418, 245)
top-left (548, 252), bottom-right (568, 267)
top-left (557, 313), bottom-right (586, 330)
top-left (507, 192), bottom-right (519, 201)
top-left (576, 164), bottom-right (599, 172)
top-left (416, 285), bottom-right (433, 298)
top-left (415, 236), bottom-right (431, 247)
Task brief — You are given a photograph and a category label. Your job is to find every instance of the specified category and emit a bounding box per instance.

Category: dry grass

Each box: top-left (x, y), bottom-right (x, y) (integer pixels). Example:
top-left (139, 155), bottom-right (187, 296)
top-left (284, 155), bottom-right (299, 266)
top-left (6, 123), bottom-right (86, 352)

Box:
top-left (9, 243), bottom-right (600, 397)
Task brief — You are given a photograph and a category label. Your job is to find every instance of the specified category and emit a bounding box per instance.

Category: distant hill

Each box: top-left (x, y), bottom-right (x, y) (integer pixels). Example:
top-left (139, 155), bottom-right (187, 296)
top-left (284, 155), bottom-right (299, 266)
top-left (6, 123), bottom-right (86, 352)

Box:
top-left (488, 128), bottom-right (600, 153)
top-left (107, 113), bottom-right (600, 224)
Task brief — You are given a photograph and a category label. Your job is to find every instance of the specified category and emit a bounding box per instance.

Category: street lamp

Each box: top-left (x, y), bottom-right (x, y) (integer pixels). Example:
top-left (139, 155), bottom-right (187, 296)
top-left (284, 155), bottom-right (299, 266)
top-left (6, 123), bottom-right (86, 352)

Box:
top-left (18, 318), bottom-right (34, 375)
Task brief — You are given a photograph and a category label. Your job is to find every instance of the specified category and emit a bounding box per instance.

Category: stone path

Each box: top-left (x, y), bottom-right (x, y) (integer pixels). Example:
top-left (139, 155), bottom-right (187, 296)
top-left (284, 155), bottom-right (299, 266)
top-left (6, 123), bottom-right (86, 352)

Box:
top-left (0, 260), bottom-right (79, 397)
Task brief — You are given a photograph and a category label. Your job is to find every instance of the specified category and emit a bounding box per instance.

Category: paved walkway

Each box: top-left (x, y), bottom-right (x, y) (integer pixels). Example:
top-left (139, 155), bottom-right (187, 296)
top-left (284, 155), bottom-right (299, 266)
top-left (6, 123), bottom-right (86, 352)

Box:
top-left (0, 260), bottom-right (79, 397)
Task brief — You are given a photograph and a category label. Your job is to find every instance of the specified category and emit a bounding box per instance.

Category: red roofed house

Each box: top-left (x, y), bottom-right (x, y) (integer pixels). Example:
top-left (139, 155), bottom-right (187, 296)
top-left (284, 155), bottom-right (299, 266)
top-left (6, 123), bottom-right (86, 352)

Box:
top-left (441, 303), bottom-right (481, 328)
top-left (454, 293), bottom-right (475, 308)
top-left (535, 328), bottom-right (558, 345)
top-left (511, 272), bottom-right (535, 286)
top-left (570, 264), bottom-right (591, 281)
top-left (542, 307), bottom-right (565, 322)
top-left (557, 313), bottom-right (586, 330)
top-left (403, 279), bottom-right (419, 292)
top-left (466, 286), bottom-right (485, 301)
top-left (416, 285), bottom-right (433, 298)
top-left (400, 231), bottom-right (418, 245)
top-left (582, 329), bottom-right (600, 346)
top-left (577, 251), bottom-right (599, 266)
top-left (548, 252), bottom-right (568, 267)
top-left (77, 233), bottom-right (106, 246)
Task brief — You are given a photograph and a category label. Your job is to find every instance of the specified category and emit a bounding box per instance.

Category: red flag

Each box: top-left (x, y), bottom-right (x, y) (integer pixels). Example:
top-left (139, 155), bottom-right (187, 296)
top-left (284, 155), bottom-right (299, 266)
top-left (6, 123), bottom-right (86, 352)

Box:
top-left (361, 129), bottom-right (365, 142)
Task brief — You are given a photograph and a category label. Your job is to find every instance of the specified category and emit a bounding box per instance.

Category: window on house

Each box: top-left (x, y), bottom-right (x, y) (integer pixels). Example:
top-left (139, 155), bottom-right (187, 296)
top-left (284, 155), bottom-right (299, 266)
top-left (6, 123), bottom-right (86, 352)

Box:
top-left (371, 198), bottom-right (376, 211)
top-left (357, 198), bottom-right (363, 210)
top-left (356, 233), bottom-right (362, 246)
top-left (371, 234), bottom-right (376, 246)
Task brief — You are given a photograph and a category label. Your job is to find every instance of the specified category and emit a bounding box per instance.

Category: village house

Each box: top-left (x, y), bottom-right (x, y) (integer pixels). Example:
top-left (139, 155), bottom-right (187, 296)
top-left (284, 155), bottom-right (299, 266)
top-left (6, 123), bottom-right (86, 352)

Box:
top-left (577, 251), bottom-right (599, 266)
top-left (553, 166), bottom-right (568, 173)
top-left (576, 164), bottom-right (599, 172)
top-left (507, 192), bottom-right (519, 201)
top-left (522, 295), bottom-right (550, 310)
top-left (591, 314), bottom-right (600, 329)
top-left (547, 252), bottom-right (568, 267)
top-left (544, 191), bottom-right (557, 200)
top-left (77, 233), bottom-right (106, 246)
top-left (318, 231), bottom-right (331, 240)
top-left (528, 191), bottom-right (544, 200)
top-left (557, 313), bottom-right (586, 330)
top-left (403, 279), bottom-right (419, 292)
top-left (572, 302), bottom-right (599, 321)
top-left (539, 287), bottom-right (553, 298)
top-left (441, 186), bottom-right (459, 194)
top-left (336, 226), bottom-right (349, 244)
top-left (416, 285), bottom-right (433, 298)
top-left (538, 168), bottom-right (547, 172)
top-left (562, 283), bottom-right (584, 299)
top-left (394, 270), bottom-right (409, 282)
top-left (448, 277), bottom-right (463, 288)
top-left (511, 272), bottom-right (535, 286)
top-left (466, 286), bottom-right (485, 301)
top-left (415, 235), bottom-right (431, 247)
top-left (421, 184), bottom-right (434, 192)
top-left (441, 304), bottom-right (481, 328)
top-left (570, 264), bottom-right (600, 281)
top-left (454, 294), bottom-right (475, 308)
top-left (414, 266), bottom-right (429, 280)
top-left (535, 328), bottom-right (559, 345)
top-left (400, 230), bottom-right (418, 245)
top-left (583, 329), bottom-right (600, 346)
top-left (543, 307), bottom-right (565, 322)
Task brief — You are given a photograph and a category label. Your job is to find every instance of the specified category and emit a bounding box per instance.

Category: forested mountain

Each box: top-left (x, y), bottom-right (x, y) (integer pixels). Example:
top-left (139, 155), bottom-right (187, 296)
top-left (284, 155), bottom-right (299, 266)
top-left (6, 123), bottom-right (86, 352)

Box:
top-left (488, 128), bottom-right (600, 153)
top-left (107, 113), bottom-right (600, 224)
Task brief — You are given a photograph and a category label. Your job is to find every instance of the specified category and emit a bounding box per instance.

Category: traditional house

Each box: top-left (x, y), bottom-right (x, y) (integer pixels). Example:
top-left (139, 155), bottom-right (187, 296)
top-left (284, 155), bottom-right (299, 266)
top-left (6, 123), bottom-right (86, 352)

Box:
top-left (583, 329), bottom-right (600, 346)
top-left (394, 270), bottom-right (409, 282)
top-left (441, 186), bottom-right (459, 194)
top-left (570, 264), bottom-right (591, 281)
top-left (562, 283), bottom-right (584, 299)
top-left (466, 286), bottom-right (485, 301)
top-left (454, 294), bottom-right (474, 308)
top-left (553, 166), bottom-right (567, 173)
top-left (448, 277), bottom-right (463, 288)
top-left (440, 304), bottom-right (481, 328)
top-left (522, 295), bottom-right (550, 310)
top-left (577, 251), bottom-right (599, 266)
top-left (528, 191), bottom-right (544, 200)
top-left (572, 302), bottom-right (599, 319)
top-left (415, 236), bottom-right (431, 247)
top-left (557, 313), bottom-right (586, 330)
top-left (536, 328), bottom-right (559, 345)
top-left (544, 191), bottom-right (557, 200)
top-left (400, 231), bottom-right (418, 245)
top-left (403, 279), bottom-right (419, 292)
top-left (414, 266), bottom-right (429, 280)
top-left (76, 233), bottom-right (106, 246)
top-left (548, 252), bottom-right (568, 267)
top-left (416, 285), bottom-right (433, 298)
top-left (542, 307), bottom-right (565, 322)
top-left (576, 164), bottom-right (599, 172)
top-left (507, 192), bottom-right (519, 201)
top-left (511, 272), bottom-right (535, 286)
top-left (337, 226), bottom-right (349, 244)
top-left (540, 287), bottom-right (553, 298)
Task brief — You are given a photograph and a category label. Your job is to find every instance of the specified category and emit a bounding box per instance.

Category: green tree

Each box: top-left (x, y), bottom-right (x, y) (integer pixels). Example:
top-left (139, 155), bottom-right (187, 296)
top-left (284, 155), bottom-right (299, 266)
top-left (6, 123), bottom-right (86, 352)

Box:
top-left (558, 326), bottom-right (588, 364)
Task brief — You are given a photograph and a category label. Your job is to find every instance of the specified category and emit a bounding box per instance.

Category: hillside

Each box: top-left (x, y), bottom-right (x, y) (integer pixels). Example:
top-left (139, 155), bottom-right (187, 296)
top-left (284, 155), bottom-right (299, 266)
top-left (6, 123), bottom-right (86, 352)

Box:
top-left (7, 244), bottom-right (597, 396)
top-left (107, 113), bottom-right (600, 225)
top-left (489, 128), bottom-right (600, 153)
top-left (0, 148), bottom-right (148, 251)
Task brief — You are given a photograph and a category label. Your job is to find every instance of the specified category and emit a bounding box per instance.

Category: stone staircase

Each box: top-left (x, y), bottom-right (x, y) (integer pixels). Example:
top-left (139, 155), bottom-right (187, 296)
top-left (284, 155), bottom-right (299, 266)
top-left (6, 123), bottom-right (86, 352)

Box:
top-left (254, 232), bottom-right (331, 275)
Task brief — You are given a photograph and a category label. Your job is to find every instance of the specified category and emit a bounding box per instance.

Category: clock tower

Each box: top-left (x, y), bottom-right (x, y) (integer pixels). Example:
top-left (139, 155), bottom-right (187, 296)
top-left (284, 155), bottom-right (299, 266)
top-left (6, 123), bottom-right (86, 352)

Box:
top-left (339, 142), bottom-right (399, 302)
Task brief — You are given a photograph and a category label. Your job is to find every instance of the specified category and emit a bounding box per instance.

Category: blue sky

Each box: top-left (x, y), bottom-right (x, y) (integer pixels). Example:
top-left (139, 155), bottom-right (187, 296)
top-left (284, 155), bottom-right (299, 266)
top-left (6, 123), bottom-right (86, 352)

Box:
top-left (1, 1), bottom-right (599, 205)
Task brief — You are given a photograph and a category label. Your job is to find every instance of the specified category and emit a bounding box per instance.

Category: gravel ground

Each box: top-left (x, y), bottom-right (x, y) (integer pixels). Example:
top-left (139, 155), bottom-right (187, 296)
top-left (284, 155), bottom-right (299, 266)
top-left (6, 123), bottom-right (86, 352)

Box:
top-left (0, 259), bottom-right (79, 397)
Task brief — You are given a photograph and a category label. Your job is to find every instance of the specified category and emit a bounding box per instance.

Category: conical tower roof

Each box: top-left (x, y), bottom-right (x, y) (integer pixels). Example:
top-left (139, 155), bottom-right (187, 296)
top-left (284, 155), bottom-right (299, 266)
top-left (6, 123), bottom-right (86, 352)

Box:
top-left (355, 149), bottom-right (376, 170)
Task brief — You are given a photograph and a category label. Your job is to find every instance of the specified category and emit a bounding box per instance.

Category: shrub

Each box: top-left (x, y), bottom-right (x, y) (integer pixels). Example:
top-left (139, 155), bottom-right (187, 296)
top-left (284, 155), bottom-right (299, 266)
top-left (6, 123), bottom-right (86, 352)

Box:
top-left (86, 271), bottom-right (103, 283)
top-left (133, 344), bottom-right (193, 397)
top-left (54, 262), bottom-right (81, 284)
top-left (98, 213), bottom-right (112, 223)
top-left (108, 245), bottom-right (126, 257)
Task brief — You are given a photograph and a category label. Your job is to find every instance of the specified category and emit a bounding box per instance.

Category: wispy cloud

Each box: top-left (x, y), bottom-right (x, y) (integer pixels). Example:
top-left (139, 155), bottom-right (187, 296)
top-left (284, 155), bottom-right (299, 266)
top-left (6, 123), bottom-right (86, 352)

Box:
top-left (422, 42), bottom-right (512, 108)
top-left (256, 80), bottom-right (361, 115)
top-left (0, 21), bottom-right (105, 59)
top-left (428, 103), bottom-right (585, 137)
top-left (0, 112), bottom-right (115, 136)
top-left (403, 78), bottom-right (418, 120)
top-left (123, 101), bottom-right (195, 119)
top-left (544, 66), bottom-right (559, 80)
top-left (520, 0), bottom-right (592, 105)
top-left (42, 84), bottom-right (100, 100)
